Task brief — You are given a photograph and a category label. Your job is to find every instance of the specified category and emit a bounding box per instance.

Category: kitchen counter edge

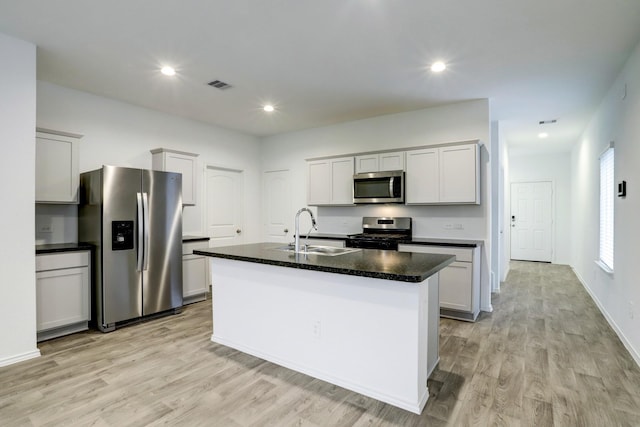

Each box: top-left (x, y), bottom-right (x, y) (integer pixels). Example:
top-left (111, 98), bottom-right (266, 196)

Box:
top-left (195, 242), bottom-right (455, 283)
top-left (36, 242), bottom-right (94, 254)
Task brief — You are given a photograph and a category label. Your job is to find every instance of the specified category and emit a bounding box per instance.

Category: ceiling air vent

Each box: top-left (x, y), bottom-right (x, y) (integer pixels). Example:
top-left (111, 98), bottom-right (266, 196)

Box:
top-left (208, 80), bottom-right (232, 90)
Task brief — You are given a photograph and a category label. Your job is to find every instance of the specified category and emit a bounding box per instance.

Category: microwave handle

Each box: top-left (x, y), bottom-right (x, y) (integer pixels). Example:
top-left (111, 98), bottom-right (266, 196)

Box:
top-left (389, 177), bottom-right (395, 197)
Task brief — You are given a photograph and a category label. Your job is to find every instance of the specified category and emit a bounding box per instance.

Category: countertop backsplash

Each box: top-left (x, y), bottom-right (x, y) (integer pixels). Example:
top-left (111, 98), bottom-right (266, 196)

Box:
top-left (35, 203), bottom-right (78, 245)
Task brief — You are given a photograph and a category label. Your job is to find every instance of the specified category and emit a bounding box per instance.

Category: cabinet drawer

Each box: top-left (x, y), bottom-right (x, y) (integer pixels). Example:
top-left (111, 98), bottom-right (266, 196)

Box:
top-left (183, 240), bottom-right (209, 255)
top-left (36, 251), bottom-right (90, 272)
top-left (397, 244), bottom-right (473, 262)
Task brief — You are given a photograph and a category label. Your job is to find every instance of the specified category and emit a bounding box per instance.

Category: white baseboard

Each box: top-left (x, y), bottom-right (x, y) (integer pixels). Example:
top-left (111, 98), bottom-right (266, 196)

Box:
top-left (0, 349), bottom-right (41, 368)
top-left (572, 267), bottom-right (640, 369)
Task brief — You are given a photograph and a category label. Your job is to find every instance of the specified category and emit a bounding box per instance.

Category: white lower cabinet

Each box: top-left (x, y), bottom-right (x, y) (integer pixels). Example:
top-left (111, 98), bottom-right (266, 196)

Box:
top-left (36, 251), bottom-right (90, 341)
top-left (398, 244), bottom-right (480, 321)
top-left (183, 240), bottom-right (210, 304)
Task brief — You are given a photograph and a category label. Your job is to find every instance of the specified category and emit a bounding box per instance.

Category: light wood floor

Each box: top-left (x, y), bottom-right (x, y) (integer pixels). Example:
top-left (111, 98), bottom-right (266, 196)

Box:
top-left (2, 261), bottom-right (640, 426)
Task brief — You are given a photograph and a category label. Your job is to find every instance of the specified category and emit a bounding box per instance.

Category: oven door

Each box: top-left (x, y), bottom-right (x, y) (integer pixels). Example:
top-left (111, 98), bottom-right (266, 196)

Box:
top-left (353, 171), bottom-right (404, 204)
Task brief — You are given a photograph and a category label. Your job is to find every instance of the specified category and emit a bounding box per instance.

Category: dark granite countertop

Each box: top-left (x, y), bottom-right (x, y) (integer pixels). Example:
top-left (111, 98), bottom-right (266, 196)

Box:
top-left (403, 238), bottom-right (483, 247)
top-left (36, 242), bottom-right (93, 254)
top-left (301, 234), bottom-right (482, 248)
top-left (194, 242), bottom-right (455, 283)
top-left (183, 235), bottom-right (211, 243)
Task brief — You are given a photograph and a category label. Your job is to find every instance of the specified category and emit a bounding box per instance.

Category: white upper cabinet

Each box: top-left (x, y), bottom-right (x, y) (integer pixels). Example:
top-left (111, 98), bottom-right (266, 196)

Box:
top-left (307, 157), bottom-right (354, 206)
top-left (439, 144), bottom-right (479, 203)
top-left (355, 151), bottom-right (405, 173)
top-left (35, 129), bottom-right (82, 204)
top-left (405, 143), bottom-right (480, 205)
top-left (405, 148), bottom-right (439, 204)
top-left (151, 148), bottom-right (198, 205)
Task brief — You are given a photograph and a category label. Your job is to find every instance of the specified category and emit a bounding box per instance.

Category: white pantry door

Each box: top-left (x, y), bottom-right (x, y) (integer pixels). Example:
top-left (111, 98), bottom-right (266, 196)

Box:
top-left (206, 166), bottom-right (244, 247)
top-left (263, 169), bottom-right (291, 243)
top-left (510, 181), bottom-right (553, 262)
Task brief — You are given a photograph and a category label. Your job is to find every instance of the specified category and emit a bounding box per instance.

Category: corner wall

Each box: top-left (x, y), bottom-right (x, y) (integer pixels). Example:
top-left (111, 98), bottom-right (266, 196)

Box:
top-left (571, 39), bottom-right (640, 364)
top-left (261, 99), bottom-right (494, 312)
top-left (0, 33), bottom-right (40, 366)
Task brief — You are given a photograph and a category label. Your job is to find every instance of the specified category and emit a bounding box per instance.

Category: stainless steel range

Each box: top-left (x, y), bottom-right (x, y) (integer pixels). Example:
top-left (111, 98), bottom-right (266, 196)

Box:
top-left (346, 217), bottom-right (412, 250)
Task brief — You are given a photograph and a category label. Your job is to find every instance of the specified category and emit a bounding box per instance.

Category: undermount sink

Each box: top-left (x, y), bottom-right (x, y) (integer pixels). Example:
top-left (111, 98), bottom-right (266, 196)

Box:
top-left (272, 244), bottom-right (360, 256)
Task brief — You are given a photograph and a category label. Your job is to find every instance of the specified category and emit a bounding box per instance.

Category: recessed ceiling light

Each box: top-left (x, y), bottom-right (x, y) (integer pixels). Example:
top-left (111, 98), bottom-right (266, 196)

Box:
top-left (538, 132), bottom-right (549, 139)
top-left (430, 61), bottom-right (446, 73)
top-left (160, 66), bottom-right (176, 76)
top-left (263, 104), bottom-right (275, 112)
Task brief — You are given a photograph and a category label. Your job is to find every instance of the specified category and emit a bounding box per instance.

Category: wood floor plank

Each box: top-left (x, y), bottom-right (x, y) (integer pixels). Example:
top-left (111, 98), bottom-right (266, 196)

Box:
top-left (2, 261), bottom-right (640, 426)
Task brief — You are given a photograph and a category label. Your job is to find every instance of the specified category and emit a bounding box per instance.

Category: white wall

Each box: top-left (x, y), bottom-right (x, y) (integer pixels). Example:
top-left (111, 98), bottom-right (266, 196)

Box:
top-left (261, 99), bottom-right (494, 312)
top-left (508, 151), bottom-right (573, 265)
top-left (0, 33), bottom-right (40, 366)
top-left (571, 38), bottom-right (640, 365)
top-left (500, 130), bottom-right (511, 283)
top-left (36, 81), bottom-right (263, 242)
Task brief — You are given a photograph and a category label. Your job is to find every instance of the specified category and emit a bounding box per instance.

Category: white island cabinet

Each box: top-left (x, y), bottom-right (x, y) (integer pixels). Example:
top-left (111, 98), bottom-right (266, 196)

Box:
top-left (195, 243), bottom-right (454, 414)
top-left (36, 250), bottom-right (91, 341)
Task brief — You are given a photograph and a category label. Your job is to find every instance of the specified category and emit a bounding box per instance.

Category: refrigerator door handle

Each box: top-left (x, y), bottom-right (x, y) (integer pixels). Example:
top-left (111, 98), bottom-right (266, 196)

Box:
top-left (142, 192), bottom-right (150, 271)
top-left (136, 192), bottom-right (144, 272)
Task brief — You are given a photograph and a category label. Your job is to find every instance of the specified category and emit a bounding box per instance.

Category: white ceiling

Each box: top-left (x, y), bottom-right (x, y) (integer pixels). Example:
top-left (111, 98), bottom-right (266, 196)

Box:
top-left (1, 1), bottom-right (640, 151)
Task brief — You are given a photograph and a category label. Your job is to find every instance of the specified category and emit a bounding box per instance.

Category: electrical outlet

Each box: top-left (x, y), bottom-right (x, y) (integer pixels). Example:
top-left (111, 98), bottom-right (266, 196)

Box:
top-left (629, 301), bottom-right (635, 320)
top-left (312, 320), bottom-right (321, 339)
top-left (444, 224), bottom-right (453, 230)
top-left (453, 223), bottom-right (464, 230)
top-left (37, 221), bottom-right (53, 233)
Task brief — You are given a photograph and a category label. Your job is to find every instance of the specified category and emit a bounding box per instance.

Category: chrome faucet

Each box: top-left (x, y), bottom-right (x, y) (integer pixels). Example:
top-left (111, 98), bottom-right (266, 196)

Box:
top-left (294, 207), bottom-right (317, 253)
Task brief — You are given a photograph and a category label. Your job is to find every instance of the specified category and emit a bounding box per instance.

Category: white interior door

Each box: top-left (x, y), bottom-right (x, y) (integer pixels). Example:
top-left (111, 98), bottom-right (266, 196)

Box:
top-left (263, 169), bottom-right (291, 243)
top-left (510, 181), bottom-right (553, 262)
top-left (206, 166), bottom-right (244, 247)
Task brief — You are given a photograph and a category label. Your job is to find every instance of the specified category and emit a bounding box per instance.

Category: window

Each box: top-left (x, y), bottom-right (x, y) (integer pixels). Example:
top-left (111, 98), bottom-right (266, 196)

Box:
top-left (599, 144), bottom-right (614, 272)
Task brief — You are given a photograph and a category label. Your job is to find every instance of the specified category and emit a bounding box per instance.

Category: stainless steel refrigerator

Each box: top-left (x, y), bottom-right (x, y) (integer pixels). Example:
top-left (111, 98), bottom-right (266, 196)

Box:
top-left (79, 165), bottom-right (183, 332)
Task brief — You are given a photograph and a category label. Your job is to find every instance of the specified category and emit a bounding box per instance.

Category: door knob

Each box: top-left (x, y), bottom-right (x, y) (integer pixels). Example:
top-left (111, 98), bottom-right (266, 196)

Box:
top-left (236, 229), bottom-right (241, 234)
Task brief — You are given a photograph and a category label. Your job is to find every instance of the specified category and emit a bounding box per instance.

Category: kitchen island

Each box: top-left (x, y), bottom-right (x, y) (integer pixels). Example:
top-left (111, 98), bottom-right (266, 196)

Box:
top-left (194, 243), bottom-right (454, 414)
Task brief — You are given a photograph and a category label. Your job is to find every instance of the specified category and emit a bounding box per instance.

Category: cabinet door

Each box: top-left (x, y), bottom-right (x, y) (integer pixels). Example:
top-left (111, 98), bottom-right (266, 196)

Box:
top-left (379, 152), bottom-right (405, 171)
top-left (36, 133), bottom-right (80, 203)
top-left (355, 154), bottom-right (379, 173)
top-left (36, 266), bottom-right (89, 331)
top-left (152, 149), bottom-right (198, 205)
top-left (165, 153), bottom-right (197, 205)
top-left (330, 157), bottom-right (355, 205)
top-left (439, 262), bottom-right (473, 312)
top-left (405, 148), bottom-right (439, 204)
top-left (439, 144), bottom-right (478, 203)
top-left (183, 255), bottom-right (208, 298)
top-left (307, 160), bottom-right (331, 205)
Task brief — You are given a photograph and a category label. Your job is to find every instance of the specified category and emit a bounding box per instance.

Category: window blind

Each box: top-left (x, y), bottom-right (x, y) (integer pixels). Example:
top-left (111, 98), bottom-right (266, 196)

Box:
top-left (599, 146), bottom-right (614, 271)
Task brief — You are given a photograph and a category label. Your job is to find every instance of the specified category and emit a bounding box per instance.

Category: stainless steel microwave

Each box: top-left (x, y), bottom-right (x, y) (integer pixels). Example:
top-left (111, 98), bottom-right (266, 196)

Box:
top-left (353, 170), bottom-right (404, 204)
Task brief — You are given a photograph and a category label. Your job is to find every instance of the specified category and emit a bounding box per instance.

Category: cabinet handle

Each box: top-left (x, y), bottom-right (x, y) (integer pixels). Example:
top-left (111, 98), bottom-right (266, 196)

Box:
top-left (284, 228), bottom-right (289, 233)
top-left (236, 229), bottom-right (242, 234)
